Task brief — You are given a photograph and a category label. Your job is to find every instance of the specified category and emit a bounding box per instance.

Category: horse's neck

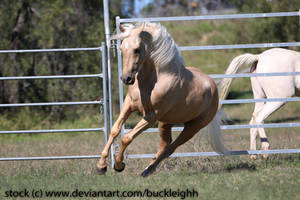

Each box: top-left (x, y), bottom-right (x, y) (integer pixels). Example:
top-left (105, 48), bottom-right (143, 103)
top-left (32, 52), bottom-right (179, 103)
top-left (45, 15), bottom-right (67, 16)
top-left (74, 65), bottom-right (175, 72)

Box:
top-left (155, 57), bottom-right (184, 82)
top-left (138, 58), bottom-right (183, 89)
top-left (137, 59), bottom-right (157, 88)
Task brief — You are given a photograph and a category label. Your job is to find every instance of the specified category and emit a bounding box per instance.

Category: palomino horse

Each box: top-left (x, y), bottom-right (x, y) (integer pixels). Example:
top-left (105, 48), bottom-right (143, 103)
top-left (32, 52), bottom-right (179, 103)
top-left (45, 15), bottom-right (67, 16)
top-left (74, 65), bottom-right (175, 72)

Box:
top-left (97, 22), bottom-right (229, 177)
top-left (219, 48), bottom-right (300, 158)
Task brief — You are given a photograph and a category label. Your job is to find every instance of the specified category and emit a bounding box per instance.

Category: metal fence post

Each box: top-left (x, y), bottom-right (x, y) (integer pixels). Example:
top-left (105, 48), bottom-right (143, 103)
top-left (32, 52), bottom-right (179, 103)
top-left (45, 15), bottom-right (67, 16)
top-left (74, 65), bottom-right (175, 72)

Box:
top-left (101, 42), bottom-right (108, 144)
top-left (103, 0), bottom-right (115, 168)
top-left (116, 16), bottom-right (125, 137)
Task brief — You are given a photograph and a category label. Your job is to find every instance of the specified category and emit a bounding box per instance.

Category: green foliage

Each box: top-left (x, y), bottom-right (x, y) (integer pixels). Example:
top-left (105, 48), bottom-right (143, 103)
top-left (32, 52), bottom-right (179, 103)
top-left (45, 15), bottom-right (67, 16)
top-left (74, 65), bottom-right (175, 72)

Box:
top-left (229, 0), bottom-right (300, 45)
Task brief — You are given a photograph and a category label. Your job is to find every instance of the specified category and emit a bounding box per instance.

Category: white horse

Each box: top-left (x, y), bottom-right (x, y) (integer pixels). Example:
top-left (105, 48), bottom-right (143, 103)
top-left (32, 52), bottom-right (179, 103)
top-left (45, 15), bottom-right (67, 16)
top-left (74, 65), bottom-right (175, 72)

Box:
top-left (219, 48), bottom-right (300, 158)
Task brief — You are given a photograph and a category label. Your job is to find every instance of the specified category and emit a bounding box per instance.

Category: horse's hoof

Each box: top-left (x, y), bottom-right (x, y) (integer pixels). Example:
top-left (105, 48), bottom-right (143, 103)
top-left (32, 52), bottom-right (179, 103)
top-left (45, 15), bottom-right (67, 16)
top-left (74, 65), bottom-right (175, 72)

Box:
top-left (114, 162), bottom-right (125, 172)
top-left (141, 169), bottom-right (150, 177)
top-left (250, 155), bottom-right (257, 160)
top-left (262, 154), bottom-right (269, 159)
top-left (140, 166), bottom-right (154, 177)
top-left (96, 166), bottom-right (107, 175)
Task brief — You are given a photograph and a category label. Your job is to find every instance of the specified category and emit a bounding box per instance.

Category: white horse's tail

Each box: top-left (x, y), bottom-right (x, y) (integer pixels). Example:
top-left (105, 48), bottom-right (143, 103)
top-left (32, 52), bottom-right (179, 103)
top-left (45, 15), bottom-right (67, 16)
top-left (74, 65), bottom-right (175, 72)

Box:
top-left (207, 110), bottom-right (231, 155)
top-left (218, 53), bottom-right (259, 108)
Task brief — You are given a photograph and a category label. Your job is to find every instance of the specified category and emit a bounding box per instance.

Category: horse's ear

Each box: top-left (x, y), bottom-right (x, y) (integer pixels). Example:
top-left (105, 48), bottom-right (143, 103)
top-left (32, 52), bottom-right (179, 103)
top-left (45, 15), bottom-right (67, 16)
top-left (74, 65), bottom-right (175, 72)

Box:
top-left (119, 24), bottom-right (126, 32)
top-left (138, 22), bottom-right (145, 33)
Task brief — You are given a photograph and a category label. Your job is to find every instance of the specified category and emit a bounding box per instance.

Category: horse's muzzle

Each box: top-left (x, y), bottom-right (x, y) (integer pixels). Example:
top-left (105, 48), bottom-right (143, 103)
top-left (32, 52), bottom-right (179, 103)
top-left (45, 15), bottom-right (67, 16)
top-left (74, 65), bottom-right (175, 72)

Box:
top-left (121, 74), bottom-right (135, 85)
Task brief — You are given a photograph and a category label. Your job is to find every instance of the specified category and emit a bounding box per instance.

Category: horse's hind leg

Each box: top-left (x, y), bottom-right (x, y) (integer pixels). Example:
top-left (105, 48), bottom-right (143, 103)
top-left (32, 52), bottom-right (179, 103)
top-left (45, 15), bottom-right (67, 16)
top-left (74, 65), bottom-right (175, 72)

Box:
top-left (141, 117), bottom-right (207, 177)
top-left (249, 102), bottom-right (264, 159)
top-left (252, 101), bottom-right (285, 158)
top-left (249, 77), bottom-right (265, 159)
top-left (96, 95), bottom-right (133, 174)
top-left (147, 122), bottom-right (172, 167)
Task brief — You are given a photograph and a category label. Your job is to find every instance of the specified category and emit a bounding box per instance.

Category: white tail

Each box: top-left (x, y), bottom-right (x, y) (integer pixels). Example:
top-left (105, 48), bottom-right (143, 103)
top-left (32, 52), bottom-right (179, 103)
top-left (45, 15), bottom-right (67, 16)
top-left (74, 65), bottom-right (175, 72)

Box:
top-left (207, 111), bottom-right (231, 155)
top-left (218, 53), bottom-right (259, 107)
top-left (207, 53), bottom-right (259, 154)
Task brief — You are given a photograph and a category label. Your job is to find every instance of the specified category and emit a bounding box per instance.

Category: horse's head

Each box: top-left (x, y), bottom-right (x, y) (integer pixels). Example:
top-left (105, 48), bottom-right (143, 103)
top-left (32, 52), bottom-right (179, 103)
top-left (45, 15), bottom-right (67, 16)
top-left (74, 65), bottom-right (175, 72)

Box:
top-left (117, 22), bottom-right (153, 85)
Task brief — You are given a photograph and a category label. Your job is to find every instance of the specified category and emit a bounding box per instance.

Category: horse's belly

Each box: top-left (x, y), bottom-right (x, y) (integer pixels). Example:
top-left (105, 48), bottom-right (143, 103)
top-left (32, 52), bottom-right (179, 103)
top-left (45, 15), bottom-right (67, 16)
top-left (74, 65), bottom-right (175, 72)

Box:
top-left (156, 105), bottom-right (201, 124)
top-left (155, 93), bottom-right (217, 124)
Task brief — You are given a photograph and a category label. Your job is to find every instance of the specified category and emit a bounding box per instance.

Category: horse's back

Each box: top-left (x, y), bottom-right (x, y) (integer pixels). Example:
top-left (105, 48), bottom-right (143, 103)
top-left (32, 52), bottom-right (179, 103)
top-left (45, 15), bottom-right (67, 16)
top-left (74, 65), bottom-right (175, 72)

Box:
top-left (258, 48), bottom-right (298, 71)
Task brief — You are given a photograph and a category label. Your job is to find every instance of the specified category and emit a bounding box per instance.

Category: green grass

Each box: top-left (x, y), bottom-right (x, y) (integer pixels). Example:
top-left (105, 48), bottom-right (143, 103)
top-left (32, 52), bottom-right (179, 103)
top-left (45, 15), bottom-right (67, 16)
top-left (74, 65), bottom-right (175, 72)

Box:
top-left (1, 113), bottom-right (299, 199)
top-left (1, 154), bottom-right (299, 199)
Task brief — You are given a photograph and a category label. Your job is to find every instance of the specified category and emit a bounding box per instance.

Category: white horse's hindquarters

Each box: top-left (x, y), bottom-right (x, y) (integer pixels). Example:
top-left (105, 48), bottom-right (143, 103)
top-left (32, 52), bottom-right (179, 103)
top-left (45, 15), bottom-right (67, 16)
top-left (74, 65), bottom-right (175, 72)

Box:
top-left (255, 49), bottom-right (297, 98)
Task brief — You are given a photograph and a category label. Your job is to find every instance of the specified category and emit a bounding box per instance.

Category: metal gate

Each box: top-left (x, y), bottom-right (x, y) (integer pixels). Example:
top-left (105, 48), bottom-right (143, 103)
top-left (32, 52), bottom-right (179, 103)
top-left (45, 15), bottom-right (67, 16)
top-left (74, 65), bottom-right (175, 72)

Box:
top-left (0, 0), bottom-right (115, 165)
top-left (0, 42), bottom-right (110, 161)
top-left (114, 11), bottom-right (300, 159)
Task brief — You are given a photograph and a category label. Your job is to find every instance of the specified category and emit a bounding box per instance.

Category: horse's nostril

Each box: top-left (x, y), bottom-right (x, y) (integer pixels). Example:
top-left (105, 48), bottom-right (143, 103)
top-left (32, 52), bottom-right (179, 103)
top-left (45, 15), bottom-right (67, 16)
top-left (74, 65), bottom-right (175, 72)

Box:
top-left (126, 77), bottom-right (132, 83)
top-left (121, 75), bottom-right (134, 85)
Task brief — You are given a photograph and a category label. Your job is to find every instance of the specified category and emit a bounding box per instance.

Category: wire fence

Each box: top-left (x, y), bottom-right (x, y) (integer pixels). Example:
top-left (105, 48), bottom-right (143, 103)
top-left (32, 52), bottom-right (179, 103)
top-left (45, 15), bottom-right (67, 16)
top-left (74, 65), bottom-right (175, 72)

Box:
top-left (116, 11), bottom-right (300, 159)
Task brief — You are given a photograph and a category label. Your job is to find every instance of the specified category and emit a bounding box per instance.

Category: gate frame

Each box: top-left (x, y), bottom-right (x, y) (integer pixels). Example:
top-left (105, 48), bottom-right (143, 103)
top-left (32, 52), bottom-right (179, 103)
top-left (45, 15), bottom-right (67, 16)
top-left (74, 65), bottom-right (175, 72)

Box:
top-left (0, 0), bottom-right (115, 167)
top-left (114, 11), bottom-right (300, 159)
top-left (0, 43), bottom-right (109, 161)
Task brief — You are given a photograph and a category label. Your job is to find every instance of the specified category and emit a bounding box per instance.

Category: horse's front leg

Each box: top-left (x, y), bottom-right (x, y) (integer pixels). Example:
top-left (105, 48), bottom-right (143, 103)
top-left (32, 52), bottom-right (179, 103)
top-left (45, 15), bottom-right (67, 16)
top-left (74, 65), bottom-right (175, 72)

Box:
top-left (97, 95), bottom-right (133, 175)
top-left (114, 114), bottom-right (156, 172)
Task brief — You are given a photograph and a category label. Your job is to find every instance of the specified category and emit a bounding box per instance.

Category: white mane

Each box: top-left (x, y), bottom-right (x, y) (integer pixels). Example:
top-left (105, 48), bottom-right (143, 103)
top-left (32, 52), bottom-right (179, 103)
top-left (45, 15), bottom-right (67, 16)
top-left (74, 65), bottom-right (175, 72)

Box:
top-left (111, 22), bottom-right (185, 75)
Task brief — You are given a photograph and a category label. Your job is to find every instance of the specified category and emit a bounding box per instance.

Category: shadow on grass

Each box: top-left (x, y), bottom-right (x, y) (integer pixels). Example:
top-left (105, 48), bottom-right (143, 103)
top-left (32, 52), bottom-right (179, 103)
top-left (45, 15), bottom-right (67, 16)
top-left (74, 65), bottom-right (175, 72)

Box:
top-left (226, 162), bottom-right (257, 172)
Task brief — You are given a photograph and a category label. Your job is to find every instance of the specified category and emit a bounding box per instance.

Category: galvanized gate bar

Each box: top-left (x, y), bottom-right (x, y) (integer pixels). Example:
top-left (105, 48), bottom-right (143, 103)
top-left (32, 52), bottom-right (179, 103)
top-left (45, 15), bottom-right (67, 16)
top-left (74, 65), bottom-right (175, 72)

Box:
top-left (179, 42), bottom-right (300, 51)
top-left (0, 47), bottom-right (102, 54)
top-left (126, 149), bottom-right (300, 159)
top-left (0, 128), bottom-right (104, 134)
top-left (0, 100), bottom-right (102, 107)
top-left (0, 155), bottom-right (101, 161)
top-left (0, 74), bottom-right (103, 80)
top-left (2, 149), bottom-right (299, 161)
top-left (220, 97), bottom-right (300, 104)
top-left (119, 11), bottom-right (300, 23)
top-left (221, 123), bottom-right (300, 130)
top-left (124, 121), bottom-right (300, 134)
top-left (210, 71), bottom-right (300, 79)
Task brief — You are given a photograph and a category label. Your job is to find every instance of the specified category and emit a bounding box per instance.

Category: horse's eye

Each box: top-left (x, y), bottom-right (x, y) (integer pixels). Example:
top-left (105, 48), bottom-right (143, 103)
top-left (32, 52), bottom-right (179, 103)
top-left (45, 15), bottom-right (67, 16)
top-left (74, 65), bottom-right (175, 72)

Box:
top-left (134, 49), bottom-right (140, 55)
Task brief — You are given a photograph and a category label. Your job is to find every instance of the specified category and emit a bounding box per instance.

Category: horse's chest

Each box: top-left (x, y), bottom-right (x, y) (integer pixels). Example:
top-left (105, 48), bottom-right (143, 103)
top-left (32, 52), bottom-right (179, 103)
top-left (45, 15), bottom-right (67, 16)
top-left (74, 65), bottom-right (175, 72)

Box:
top-left (129, 86), bottom-right (153, 112)
top-left (129, 86), bottom-right (168, 114)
